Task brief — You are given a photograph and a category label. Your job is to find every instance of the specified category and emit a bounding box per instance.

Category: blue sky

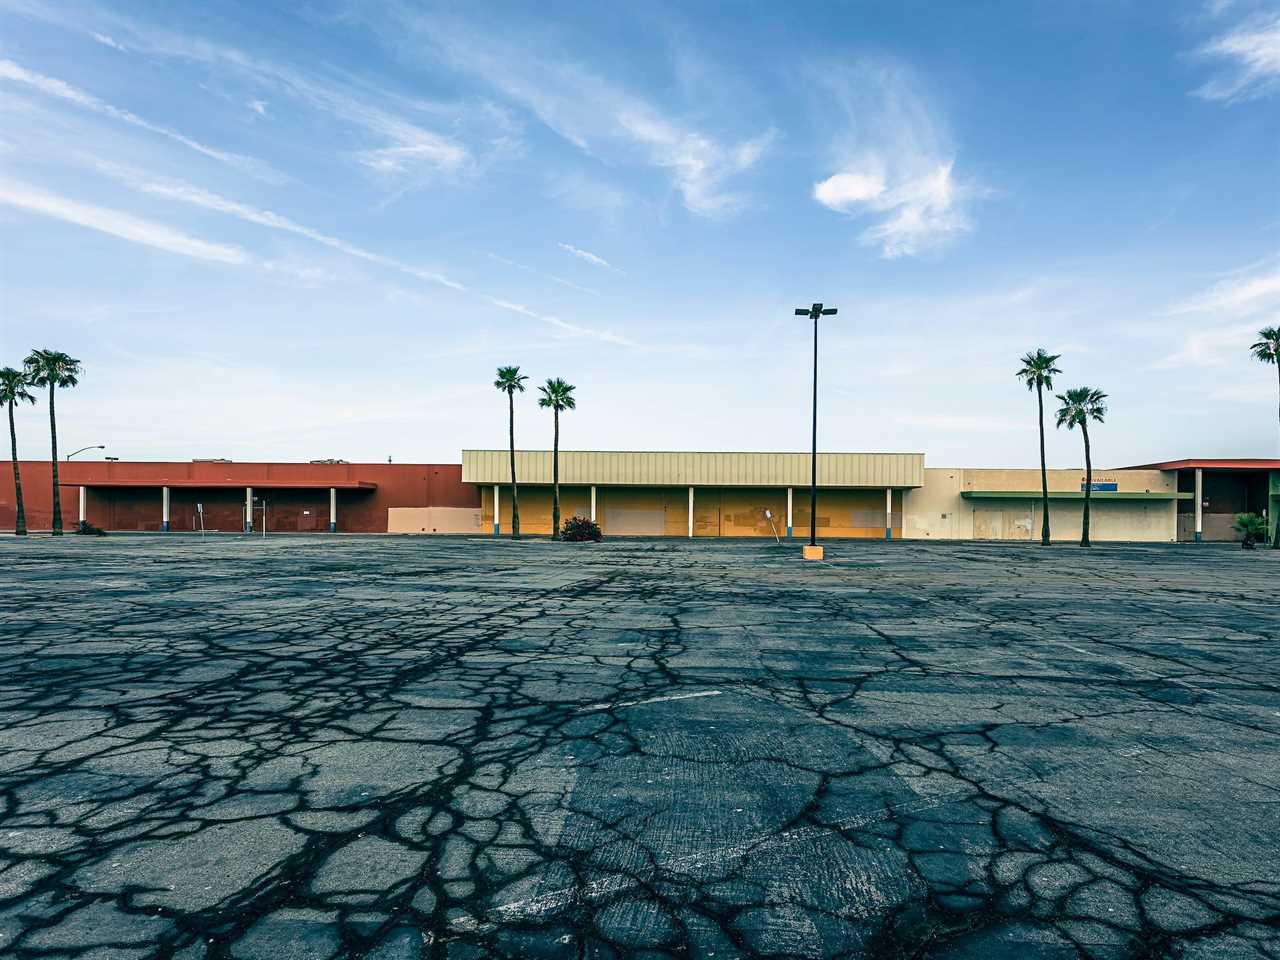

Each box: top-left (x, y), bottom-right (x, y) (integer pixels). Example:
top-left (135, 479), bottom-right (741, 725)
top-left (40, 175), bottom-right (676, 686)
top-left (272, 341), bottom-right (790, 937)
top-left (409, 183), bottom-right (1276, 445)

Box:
top-left (1, 0), bottom-right (1277, 468)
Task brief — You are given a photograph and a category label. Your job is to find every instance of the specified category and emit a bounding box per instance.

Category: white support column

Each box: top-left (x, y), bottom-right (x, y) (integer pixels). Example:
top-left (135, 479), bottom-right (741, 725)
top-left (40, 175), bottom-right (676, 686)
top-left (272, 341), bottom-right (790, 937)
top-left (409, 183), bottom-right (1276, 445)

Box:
top-left (688, 486), bottom-right (694, 538)
top-left (885, 488), bottom-right (893, 541)
top-left (162, 486), bottom-right (170, 532)
top-left (245, 487), bottom-right (253, 533)
top-left (328, 487), bottom-right (337, 533)
top-left (590, 485), bottom-right (597, 523)
top-left (1194, 468), bottom-right (1203, 543)
top-left (78, 486), bottom-right (87, 524)
top-left (493, 484), bottom-right (500, 537)
top-left (786, 487), bottom-right (793, 539)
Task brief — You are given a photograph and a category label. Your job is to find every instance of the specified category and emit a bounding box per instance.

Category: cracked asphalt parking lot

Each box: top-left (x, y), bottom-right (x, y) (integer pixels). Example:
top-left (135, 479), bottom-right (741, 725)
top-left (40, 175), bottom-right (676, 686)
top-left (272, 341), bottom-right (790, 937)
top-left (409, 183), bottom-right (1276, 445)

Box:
top-left (0, 535), bottom-right (1277, 959)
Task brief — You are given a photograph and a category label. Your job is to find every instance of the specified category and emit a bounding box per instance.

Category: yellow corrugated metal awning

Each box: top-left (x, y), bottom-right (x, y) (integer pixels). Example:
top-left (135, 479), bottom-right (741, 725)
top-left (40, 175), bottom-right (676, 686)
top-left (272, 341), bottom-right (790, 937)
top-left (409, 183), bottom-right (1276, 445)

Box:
top-left (462, 450), bottom-right (924, 488)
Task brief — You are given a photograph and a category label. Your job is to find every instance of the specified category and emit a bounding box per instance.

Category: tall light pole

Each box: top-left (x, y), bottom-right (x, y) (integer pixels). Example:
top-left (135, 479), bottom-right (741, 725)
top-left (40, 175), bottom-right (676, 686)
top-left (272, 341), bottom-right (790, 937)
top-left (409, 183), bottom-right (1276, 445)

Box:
top-left (66, 444), bottom-right (105, 460)
top-left (795, 302), bottom-right (837, 553)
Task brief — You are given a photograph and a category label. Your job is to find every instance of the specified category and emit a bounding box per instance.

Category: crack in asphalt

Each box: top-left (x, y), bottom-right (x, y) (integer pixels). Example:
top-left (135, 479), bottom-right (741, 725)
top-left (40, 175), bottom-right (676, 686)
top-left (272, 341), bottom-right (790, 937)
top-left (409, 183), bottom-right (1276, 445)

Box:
top-left (0, 535), bottom-right (1276, 958)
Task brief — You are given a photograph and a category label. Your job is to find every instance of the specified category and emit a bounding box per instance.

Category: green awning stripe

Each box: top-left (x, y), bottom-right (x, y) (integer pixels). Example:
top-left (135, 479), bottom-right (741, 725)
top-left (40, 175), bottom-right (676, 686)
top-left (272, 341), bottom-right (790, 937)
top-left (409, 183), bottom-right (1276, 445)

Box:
top-left (960, 491), bottom-right (1190, 501)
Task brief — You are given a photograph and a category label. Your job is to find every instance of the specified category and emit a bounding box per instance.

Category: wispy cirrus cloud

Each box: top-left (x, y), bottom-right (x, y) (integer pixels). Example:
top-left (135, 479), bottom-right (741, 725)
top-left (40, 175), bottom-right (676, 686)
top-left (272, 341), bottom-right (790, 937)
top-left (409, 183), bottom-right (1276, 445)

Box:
top-left (0, 179), bottom-right (247, 264)
top-left (1151, 320), bottom-right (1264, 369)
top-left (809, 60), bottom-right (978, 258)
top-left (92, 161), bottom-right (466, 291)
top-left (486, 253), bottom-right (598, 296)
top-left (368, 8), bottom-right (773, 216)
top-left (483, 295), bottom-right (635, 346)
top-left (612, 110), bottom-right (775, 215)
top-left (0, 4), bottom-right (485, 187)
top-left (91, 32), bottom-right (125, 51)
top-left (1154, 261), bottom-right (1280, 368)
top-left (355, 140), bottom-right (470, 176)
top-left (1165, 263), bottom-right (1280, 316)
top-left (0, 58), bottom-right (282, 182)
top-left (558, 242), bottom-right (615, 271)
top-left (1193, 12), bottom-right (1280, 102)
top-left (89, 161), bottom-right (636, 347)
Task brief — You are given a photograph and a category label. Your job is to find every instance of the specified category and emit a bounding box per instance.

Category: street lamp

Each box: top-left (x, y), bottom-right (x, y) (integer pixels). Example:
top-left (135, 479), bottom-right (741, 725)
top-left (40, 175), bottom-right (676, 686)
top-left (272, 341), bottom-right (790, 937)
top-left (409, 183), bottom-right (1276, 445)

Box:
top-left (66, 444), bottom-right (105, 460)
top-left (795, 302), bottom-right (837, 557)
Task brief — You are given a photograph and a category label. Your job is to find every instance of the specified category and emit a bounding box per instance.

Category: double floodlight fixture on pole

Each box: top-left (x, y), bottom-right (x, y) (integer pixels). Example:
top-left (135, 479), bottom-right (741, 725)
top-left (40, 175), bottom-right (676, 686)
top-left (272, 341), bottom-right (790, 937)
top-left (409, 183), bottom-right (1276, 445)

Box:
top-left (795, 303), bottom-right (837, 556)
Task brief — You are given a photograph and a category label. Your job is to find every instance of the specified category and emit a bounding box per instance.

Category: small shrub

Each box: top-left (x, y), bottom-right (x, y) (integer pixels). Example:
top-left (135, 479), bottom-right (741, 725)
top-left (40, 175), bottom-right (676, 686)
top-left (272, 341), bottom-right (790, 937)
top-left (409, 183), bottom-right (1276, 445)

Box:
top-left (1233, 512), bottom-right (1266, 550)
top-left (75, 520), bottom-right (107, 536)
top-left (561, 515), bottom-right (602, 542)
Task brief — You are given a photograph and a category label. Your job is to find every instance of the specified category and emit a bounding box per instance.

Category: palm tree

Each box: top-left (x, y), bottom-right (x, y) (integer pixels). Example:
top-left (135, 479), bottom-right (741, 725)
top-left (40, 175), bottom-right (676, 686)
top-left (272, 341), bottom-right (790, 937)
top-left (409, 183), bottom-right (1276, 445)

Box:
top-left (1253, 326), bottom-right (1279, 434)
top-left (1016, 349), bottom-right (1062, 546)
top-left (24, 349), bottom-right (81, 536)
top-left (1055, 387), bottom-right (1107, 547)
top-left (537, 377), bottom-right (576, 540)
top-left (1, 367), bottom-right (36, 535)
top-left (494, 366), bottom-right (528, 539)
top-left (1255, 328), bottom-right (1280, 548)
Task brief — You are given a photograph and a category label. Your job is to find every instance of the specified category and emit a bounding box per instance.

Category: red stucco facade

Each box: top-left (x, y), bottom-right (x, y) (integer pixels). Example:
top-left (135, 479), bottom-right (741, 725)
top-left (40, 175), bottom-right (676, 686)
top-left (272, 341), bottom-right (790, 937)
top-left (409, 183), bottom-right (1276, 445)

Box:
top-left (0, 461), bottom-right (478, 533)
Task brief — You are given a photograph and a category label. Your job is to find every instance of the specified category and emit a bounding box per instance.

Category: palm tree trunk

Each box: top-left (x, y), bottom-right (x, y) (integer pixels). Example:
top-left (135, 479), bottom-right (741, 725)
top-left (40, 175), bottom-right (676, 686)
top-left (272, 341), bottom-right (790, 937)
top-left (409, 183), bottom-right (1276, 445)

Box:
top-left (508, 392), bottom-right (521, 540)
top-left (551, 408), bottom-right (561, 540)
top-left (1037, 385), bottom-right (1050, 545)
top-left (9, 401), bottom-right (26, 536)
top-left (1080, 421), bottom-right (1092, 547)
top-left (48, 383), bottom-right (63, 535)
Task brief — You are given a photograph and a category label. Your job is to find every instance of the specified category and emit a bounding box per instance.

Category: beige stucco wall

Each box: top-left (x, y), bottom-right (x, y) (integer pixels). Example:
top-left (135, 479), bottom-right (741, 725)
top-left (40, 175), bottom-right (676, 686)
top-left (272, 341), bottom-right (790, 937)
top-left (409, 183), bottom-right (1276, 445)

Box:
top-left (905, 468), bottom-right (1177, 542)
top-left (387, 507), bottom-right (483, 535)
top-left (903, 469), bottom-right (973, 539)
top-left (463, 466), bottom-right (1178, 542)
top-left (463, 450), bottom-right (923, 488)
top-left (961, 468), bottom-right (1175, 494)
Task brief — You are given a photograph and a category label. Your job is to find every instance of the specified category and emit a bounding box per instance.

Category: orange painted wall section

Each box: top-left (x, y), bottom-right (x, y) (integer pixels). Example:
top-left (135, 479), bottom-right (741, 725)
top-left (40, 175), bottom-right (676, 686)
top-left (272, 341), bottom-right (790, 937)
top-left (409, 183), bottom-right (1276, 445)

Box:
top-left (0, 462), bottom-right (478, 533)
top-left (480, 485), bottom-right (902, 538)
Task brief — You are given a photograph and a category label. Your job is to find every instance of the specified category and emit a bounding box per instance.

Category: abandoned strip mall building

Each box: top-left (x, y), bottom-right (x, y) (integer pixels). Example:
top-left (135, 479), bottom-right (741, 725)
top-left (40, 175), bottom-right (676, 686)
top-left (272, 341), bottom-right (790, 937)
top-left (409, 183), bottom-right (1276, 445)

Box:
top-left (2, 452), bottom-right (1277, 543)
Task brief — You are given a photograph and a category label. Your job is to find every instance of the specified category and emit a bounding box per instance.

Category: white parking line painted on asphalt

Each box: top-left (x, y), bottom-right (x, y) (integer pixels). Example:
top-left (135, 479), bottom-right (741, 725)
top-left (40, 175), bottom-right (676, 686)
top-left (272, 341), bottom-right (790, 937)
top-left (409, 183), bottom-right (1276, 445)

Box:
top-left (578, 689), bottom-right (723, 713)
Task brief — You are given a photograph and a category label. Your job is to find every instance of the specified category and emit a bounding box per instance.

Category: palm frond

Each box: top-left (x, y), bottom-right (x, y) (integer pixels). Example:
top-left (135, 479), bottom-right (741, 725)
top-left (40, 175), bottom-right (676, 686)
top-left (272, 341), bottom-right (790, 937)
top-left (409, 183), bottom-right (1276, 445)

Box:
top-left (0, 367), bottom-right (36, 406)
top-left (494, 365), bottom-right (528, 392)
top-left (538, 377), bottom-right (577, 411)
top-left (1016, 348), bottom-right (1062, 391)
top-left (24, 349), bottom-right (82, 388)
top-left (1054, 385), bottom-right (1107, 430)
top-left (1251, 326), bottom-right (1280, 364)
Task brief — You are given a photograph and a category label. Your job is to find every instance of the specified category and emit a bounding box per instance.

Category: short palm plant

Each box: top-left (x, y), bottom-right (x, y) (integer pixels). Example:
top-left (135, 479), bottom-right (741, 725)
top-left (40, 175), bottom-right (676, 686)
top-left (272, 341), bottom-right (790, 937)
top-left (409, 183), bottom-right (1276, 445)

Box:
top-left (24, 350), bottom-right (81, 536)
top-left (494, 366), bottom-right (528, 539)
top-left (1016, 349), bottom-right (1062, 546)
top-left (1232, 512), bottom-right (1267, 550)
top-left (1055, 386), bottom-right (1107, 547)
top-left (537, 378), bottom-right (576, 540)
top-left (0, 367), bottom-right (37, 535)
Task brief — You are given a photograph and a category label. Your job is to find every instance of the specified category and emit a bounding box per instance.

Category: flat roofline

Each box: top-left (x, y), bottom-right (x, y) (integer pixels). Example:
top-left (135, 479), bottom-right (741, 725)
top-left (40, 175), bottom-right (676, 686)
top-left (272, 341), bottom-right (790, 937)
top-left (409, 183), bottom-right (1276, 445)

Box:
top-left (1122, 459), bottom-right (1280, 470)
top-left (463, 448), bottom-right (926, 456)
top-left (466, 481), bottom-right (921, 489)
top-left (927, 466), bottom-right (1175, 473)
top-left (961, 491), bottom-right (1191, 501)
top-left (45, 462), bottom-right (454, 468)
top-left (59, 480), bottom-right (377, 490)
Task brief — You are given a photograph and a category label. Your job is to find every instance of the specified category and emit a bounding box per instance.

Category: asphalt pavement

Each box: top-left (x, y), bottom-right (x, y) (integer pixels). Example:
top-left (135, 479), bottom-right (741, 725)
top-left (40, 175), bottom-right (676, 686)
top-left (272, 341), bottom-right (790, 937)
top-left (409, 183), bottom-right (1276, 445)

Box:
top-left (0, 534), bottom-right (1276, 958)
